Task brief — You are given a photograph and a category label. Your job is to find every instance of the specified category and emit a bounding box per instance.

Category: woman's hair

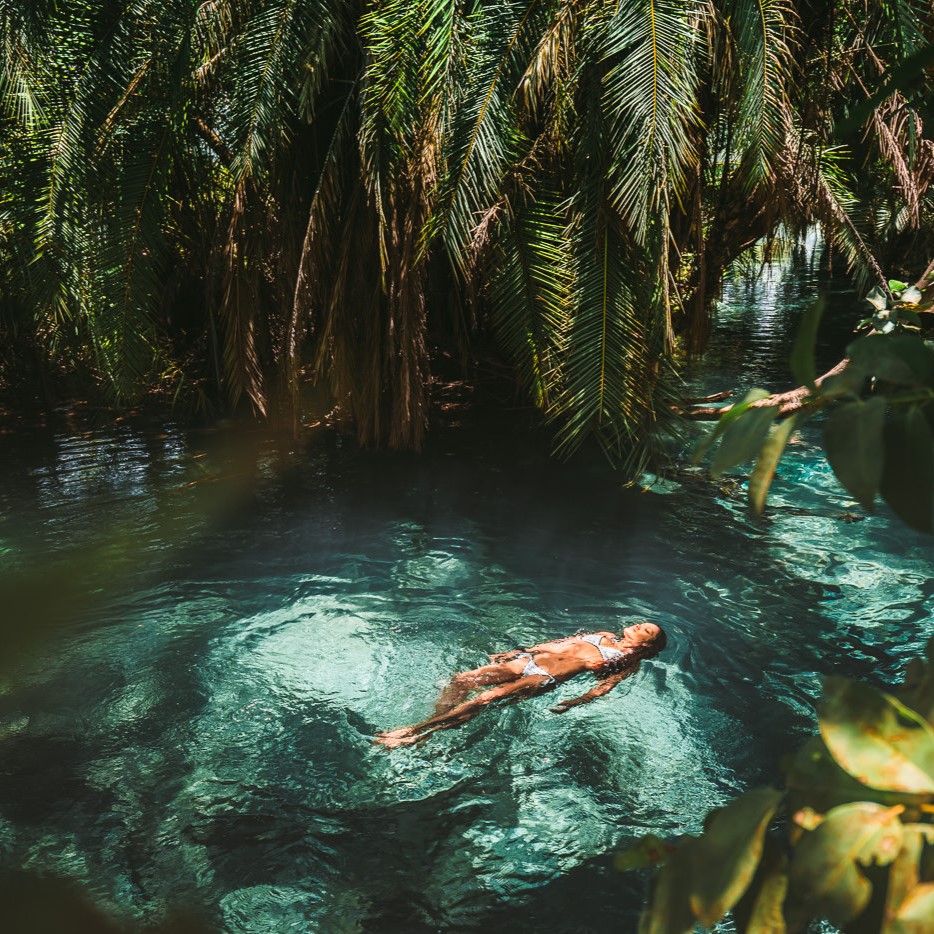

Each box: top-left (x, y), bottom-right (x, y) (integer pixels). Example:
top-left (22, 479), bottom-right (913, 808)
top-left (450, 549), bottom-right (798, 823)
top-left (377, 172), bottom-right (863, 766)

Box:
top-left (605, 627), bottom-right (667, 671)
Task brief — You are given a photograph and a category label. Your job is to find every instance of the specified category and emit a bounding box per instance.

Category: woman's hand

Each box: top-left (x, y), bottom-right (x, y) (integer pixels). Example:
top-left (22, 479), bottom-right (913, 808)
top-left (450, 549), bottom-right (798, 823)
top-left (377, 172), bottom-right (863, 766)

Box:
top-left (550, 698), bottom-right (583, 714)
top-left (489, 651), bottom-right (519, 663)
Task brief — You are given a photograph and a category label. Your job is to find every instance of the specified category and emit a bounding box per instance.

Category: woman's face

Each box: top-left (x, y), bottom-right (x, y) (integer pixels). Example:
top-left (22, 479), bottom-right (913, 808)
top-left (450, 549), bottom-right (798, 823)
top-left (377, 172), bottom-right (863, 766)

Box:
top-left (622, 622), bottom-right (660, 644)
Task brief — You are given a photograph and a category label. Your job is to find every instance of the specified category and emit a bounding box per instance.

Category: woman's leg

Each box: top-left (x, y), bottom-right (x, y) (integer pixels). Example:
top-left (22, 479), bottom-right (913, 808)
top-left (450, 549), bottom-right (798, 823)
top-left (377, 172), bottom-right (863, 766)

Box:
top-left (376, 674), bottom-right (550, 748)
top-left (434, 660), bottom-right (524, 714)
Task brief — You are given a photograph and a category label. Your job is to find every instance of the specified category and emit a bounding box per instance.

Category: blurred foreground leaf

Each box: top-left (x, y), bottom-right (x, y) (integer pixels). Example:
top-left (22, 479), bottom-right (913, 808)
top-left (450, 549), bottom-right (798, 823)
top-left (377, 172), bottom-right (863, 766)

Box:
top-left (749, 417), bottom-right (798, 514)
top-left (731, 838), bottom-right (788, 934)
top-left (710, 405), bottom-right (779, 479)
top-left (688, 789), bottom-right (782, 926)
top-left (820, 679), bottom-right (934, 795)
top-left (824, 398), bottom-right (886, 508)
top-left (614, 834), bottom-right (675, 870)
top-left (884, 825), bottom-right (934, 933)
top-left (791, 300), bottom-right (825, 389)
top-left (880, 407), bottom-right (934, 533)
top-left (693, 389), bottom-right (771, 465)
top-left (786, 802), bottom-right (904, 927)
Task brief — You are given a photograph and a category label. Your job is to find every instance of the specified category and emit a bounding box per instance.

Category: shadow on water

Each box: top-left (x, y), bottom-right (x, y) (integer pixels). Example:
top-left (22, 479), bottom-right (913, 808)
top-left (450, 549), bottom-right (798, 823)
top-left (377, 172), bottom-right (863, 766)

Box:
top-left (1, 244), bottom-right (932, 930)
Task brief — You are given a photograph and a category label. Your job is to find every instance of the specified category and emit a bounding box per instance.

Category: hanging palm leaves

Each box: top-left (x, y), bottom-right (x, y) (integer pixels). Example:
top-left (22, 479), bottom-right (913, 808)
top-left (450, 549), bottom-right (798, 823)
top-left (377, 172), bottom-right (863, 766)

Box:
top-left (1, 0), bottom-right (933, 475)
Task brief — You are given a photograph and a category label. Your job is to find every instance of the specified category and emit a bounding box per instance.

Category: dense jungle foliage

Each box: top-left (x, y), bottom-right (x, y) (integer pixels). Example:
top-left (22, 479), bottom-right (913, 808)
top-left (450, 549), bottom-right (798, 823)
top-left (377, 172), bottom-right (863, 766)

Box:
top-left (1, 0), bottom-right (934, 473)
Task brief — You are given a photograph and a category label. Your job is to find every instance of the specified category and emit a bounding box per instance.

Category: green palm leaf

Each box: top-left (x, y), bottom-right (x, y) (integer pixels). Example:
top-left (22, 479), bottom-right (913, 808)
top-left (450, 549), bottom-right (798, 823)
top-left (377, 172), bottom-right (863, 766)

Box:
top-left (601, 0), bottom-right (704, 245)
top-left (729, 0), bottom-right (796, 188)
top-left (488, 193), bottom-right (570, 407)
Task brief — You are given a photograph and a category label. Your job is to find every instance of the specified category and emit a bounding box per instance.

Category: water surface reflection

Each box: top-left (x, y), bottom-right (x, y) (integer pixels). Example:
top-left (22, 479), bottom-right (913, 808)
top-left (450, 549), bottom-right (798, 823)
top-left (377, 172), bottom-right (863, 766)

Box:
top-left (1, 255), bottom-right (931, 931)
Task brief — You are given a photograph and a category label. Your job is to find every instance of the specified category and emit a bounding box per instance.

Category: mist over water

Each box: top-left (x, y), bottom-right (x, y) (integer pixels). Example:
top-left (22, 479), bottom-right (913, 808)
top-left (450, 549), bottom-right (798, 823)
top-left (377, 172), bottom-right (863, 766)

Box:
top-left (1, 246), bottom-right (932, 931)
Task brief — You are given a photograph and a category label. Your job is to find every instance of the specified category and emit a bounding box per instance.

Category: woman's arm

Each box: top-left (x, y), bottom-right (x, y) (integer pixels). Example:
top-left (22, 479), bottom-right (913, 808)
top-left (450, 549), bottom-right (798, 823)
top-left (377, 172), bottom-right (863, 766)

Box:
top-left (550, 667), bottom-right (635, 713)
top-left (489, 649), bottom-right (523, 662)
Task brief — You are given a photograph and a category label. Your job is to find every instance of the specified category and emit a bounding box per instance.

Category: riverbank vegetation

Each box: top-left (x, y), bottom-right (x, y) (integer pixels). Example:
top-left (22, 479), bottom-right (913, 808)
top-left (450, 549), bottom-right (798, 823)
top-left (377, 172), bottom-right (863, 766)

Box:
top-left (2, 0), bottom-right (933, 473)
top-left (628, 302), bottom-right (934, 931)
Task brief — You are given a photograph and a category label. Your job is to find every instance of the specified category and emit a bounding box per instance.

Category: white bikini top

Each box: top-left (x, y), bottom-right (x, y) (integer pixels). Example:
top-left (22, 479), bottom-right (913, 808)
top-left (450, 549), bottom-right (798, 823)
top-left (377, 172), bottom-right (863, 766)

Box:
top-left (579, 633), bottom-right (626, 663)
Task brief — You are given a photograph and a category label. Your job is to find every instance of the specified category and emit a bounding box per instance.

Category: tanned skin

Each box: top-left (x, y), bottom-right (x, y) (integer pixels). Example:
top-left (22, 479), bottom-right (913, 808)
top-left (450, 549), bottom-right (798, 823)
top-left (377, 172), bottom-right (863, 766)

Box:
top-left (375, 622), bottom-right (665, 749)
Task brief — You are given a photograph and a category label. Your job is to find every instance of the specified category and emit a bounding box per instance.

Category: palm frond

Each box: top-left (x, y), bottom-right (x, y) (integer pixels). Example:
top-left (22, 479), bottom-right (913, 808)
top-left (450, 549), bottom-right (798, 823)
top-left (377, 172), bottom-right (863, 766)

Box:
top-left (601, 0), bottom-right (705, 244)
top-left (550, 64), bottom-right (678, 473)
top-left (0, 0), bottom-right (54, 125)
top-left (289, 82), bottom-right (358, 425)
top-left (782, 138), bottom-right (885, 290)
top-left (488, 193), bottom-right (570, 408)
top-left (439, 0), bottom-right (559, 272)
top-left (729, 0), bottom-right (796, 188)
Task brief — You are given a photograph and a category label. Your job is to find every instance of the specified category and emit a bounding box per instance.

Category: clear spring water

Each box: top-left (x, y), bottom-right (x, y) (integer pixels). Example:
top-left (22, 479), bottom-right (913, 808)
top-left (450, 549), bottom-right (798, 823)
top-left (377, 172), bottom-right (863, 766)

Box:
top-left (0, 251), bottom-right (932, 932)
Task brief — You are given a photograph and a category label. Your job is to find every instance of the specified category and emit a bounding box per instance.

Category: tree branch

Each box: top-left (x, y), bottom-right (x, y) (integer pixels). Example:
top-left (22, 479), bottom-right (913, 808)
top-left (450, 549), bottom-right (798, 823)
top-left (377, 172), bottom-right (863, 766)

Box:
top-left (683, 261), bottom-right (934, 421)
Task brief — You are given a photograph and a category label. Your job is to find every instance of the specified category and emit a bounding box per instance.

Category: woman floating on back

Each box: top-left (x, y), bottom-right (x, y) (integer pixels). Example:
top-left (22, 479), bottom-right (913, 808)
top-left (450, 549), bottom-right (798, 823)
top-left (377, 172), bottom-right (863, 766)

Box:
top-left (376, 622), bottom-right (666, 748)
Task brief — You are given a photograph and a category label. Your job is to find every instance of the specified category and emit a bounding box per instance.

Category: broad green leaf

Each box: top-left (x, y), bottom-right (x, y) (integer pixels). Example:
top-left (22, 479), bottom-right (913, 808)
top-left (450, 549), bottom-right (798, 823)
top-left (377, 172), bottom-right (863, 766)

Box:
top-left (785, 737), bottom-right (930, 814)
top-left (889, 882), bottom-right (934, 933)
top-left (847, 334), bottom-right (934, 386)
top-left (640, 837), bottom-right (699, 934)
top-left (899, 286), bottom-right (923, 305)
top-left (744, 872), bottom-right (788, 934)
top-left (899, 308), bottom-right (923, 329)
top-left (732, 838), bottom-right (788, 934)
top-left (710, 405), bottom-right (779, 479)
top-left (615, 834), bottom-right (676, 870)
top-left (818, 365), bottom-right (866, 400)
top-left (749, 416), bottom-right (797, 514)
top-left (889, 280), bottom-right (909, 293)
top-left (786, 802), bottom-right (904, 927)
top-left (880, 407), bottom-right (934, 533)
top-left (823, 398), bottom-right (886, 507)
top-left (791, 299), bottom-right (825, 389)
top-left (883, 826), bottom-right (925, 933)
top-left (693, 389), bottom-right (771, 465)
top-left (820, 677), bottom-right (934, 794)
top-left (866, 286), bottom-right (889, 311)
top-left (688, 788), bottom-right (783, 926)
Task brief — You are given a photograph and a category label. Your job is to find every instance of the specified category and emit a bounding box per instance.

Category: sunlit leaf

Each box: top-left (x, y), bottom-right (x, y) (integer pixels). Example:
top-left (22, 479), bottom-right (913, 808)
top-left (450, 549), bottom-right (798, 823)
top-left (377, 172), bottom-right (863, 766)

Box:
top-left (786, 802), bottom-right (904, 927)
top-left (820, 678), bottom-right (934, 795)
top-left (710, 405), bottom-right (779, 479)
top-left (688, 788), bottom-right (783, 926)
top-left (749, 415), bottom-right (797, 514)
top-left (732, 838), bottom-right (788, 934)
top-left (615, 833), bottom-right (676, 870)
top-left (791, 299), bottom-right (825, 389)
top-left (889, 280), bottom-right (909, 293)
top-left (692, 389), bottom-right (771, 465)
top-left (883, 826), bottom-right (930, 934)
top-left (899, 286), bottom-right (923, 305)
top-left (889, 883), bottom-right (934, 932)
top-left (785, 737), bottom-right (929, 814)
top-left (641, 836), bottom-right (700, 934)
top-left (823, 398), bottom-right (885, 508)
top-left (866, 286), bottom-right (889, 311)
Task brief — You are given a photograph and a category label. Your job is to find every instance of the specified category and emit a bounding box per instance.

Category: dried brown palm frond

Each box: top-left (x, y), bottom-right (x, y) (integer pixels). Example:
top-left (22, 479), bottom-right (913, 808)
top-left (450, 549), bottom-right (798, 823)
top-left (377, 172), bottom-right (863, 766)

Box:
top-left (869, 94), bottom-right (934, 230)
top-left (217, 180), bottom-right (268, 416)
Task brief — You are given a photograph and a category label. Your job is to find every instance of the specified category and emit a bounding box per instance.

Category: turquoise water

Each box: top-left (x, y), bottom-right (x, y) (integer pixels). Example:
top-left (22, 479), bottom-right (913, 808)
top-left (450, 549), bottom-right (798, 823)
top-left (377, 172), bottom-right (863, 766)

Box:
top-left (1, 252), bottom-right (932, 931)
